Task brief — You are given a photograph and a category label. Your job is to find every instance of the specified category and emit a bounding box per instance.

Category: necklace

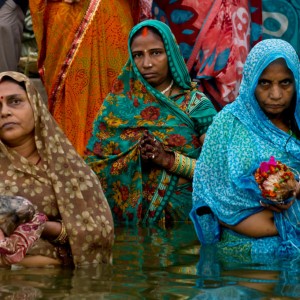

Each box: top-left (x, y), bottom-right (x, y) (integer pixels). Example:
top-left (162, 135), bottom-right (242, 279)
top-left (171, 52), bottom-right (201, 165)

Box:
top-left (160, 80), bottom-right (174, 95)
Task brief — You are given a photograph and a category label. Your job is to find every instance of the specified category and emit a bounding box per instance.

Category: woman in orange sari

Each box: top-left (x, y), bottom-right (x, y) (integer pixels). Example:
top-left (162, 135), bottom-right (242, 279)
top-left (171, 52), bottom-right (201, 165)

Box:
top-left (29, 0), bottom-right (143, 156)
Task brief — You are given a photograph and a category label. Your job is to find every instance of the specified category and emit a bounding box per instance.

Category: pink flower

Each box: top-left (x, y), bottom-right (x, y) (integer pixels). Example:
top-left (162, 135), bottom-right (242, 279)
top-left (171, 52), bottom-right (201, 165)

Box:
top-left (259, 156), bottom-right (277, 173)
top-left (255, 156), bottom-right (297, 202)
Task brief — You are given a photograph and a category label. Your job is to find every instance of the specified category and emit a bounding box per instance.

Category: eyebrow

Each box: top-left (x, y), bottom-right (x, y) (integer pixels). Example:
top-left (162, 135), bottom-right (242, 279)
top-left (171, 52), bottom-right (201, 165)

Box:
top-left (258, 76), bottom-right (294, 82)
top-left (132, 47), bottom-right (164, 53)
top-left (5, 94), bottom-right (24, 99)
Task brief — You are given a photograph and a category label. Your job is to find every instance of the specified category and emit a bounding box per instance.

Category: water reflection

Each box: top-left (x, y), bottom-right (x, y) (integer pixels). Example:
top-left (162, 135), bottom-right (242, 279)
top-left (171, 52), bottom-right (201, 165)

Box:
top-left (1, 223), bottom-right (300, 299)
top-left (196, 245), bottom-right (300, 299)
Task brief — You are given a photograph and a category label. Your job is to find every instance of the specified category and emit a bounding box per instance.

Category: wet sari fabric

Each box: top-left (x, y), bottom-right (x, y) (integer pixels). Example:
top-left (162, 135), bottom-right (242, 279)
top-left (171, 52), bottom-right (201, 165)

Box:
top-left (0, 72), bottom-right (114, 266)
top-left (190, 39), bottom-right (300, 257)
top-left (86, 20), bottom-right (216, 225)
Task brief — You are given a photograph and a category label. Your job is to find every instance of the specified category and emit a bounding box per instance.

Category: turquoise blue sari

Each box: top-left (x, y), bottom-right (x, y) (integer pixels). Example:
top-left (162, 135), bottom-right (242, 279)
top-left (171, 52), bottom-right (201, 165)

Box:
top-left (190, 39), bottom-right (300, 257)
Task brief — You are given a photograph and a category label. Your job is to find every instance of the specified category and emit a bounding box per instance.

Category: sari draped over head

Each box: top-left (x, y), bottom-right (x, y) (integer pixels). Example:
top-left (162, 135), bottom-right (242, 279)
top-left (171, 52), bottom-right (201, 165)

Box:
top-left (0, 72), bottom-right (114, 266)
top-left (29, 0), bottom-right (136, 156)
top-left (190, 39), bottom-right (300, 257)
top-left (86, 20), bottom-right (216, 225)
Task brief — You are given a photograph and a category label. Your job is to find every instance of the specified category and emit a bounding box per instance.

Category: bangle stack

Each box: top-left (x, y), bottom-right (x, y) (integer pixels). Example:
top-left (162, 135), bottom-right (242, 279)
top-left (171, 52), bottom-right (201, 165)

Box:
top-left (169, 152), bottom-right (196, 179)
top-left (52, 221), bottom-right (68, 245)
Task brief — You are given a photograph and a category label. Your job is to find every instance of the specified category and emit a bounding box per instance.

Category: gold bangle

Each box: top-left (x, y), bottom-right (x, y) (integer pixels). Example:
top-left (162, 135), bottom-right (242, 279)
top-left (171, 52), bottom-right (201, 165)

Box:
top-left (52, 221), bottom-right (68, 245)
top-left (178, 155), bottom-right (186, 175)
top-left (170, 151), bottom-right (180, 173)
top-left (169, 152), bottom-right (196, 179)
top-left (190, 158), bottom-right (196, 177)
top-left (184, 157), bottom-right (196, 179)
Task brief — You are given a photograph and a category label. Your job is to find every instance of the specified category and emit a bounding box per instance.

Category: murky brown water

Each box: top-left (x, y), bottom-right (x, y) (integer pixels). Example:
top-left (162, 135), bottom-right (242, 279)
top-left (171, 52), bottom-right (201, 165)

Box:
top-left (1, 223), bottom-right (299, 299)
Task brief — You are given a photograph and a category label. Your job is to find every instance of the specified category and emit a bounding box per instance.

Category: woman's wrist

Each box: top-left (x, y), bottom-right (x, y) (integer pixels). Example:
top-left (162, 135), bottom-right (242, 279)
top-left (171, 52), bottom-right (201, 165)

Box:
top-left (163, 152), bottom-right (175, 169)
top-left (51, 221), bottom-right (68, 245)
top-left (42, 221), bottom-right (68, 245)
top-left (168, 151), bottom-right (196, 179)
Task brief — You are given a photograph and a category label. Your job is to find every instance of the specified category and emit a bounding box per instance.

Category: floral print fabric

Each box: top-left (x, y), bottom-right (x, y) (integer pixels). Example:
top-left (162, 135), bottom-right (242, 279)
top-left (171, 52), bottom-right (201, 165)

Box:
top-left (0, 213), bottom-right (47, 266)
top-left (0, 72), bottom-right (114, 266)
top-left (86, 20), bottom-right (216, 225)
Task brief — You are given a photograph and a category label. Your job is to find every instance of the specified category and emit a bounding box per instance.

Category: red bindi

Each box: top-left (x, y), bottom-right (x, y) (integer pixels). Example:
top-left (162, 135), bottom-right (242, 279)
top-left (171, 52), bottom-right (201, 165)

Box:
top-left (0, 96), bottom-right (3, 99)
top-left (142, 27), bottom-right (148, 37)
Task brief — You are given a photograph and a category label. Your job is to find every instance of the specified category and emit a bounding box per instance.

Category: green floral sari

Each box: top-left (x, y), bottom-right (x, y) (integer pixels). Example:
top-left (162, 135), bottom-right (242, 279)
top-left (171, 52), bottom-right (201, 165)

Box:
top-left (86, 20), bottom-right (216, 224)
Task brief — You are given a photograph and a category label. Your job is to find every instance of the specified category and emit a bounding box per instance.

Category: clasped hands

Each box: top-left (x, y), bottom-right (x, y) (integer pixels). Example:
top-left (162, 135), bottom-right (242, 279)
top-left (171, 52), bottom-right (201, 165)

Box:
top-left (139, 131), bottom-right (174, 169)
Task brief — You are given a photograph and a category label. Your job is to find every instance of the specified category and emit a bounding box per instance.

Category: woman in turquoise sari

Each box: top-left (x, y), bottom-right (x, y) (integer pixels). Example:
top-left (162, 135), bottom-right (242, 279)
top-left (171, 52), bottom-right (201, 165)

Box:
top-left (86, 20), bottom-right (216, 225)
top-left (190, 39), bottom-right (300, 258)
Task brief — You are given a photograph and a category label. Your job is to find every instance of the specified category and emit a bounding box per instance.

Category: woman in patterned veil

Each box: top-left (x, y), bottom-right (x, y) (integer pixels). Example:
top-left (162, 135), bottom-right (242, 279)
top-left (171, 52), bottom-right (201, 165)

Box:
top-left (191, 39), bottom-right (300, 257)
top-left (86, 20), bottom-right (216, 225)
top-left (0, 71), bottom-right (113, 267)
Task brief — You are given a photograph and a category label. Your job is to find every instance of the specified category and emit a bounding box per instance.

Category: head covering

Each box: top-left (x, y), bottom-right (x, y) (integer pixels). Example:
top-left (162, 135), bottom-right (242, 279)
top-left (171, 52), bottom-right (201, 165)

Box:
top-left (86, 20), bottom-right (215, 224)
top-left (191, 39), bottom-right (300, 255)
top-left (0, 72), bottom-right (114, 265)
top-left (227, 38), bottom-right (300, 158)
top-left (128, 19), bottom-right (191, 92)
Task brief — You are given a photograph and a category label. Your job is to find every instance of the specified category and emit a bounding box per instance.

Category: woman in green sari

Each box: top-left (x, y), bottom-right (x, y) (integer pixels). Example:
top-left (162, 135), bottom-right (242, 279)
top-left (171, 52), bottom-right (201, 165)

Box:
top-left (85, 20), bottom-right (216, 225)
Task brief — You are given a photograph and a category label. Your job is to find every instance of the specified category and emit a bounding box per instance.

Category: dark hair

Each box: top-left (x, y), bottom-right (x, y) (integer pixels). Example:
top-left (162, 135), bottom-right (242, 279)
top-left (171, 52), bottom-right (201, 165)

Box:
top-left (130, 26), bottom-right (163, 47)
top-left (0, 76), bottom-right (26, 91)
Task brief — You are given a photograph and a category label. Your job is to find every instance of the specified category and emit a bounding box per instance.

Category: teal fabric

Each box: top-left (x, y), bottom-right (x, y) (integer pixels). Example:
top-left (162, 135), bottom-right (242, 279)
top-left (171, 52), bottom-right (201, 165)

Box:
top-left (263, 0), bottom-right (300, 55)
top-left (86, 20), bottom-right (216, 225)
top-left (190, 39), bottom-right (300, 256)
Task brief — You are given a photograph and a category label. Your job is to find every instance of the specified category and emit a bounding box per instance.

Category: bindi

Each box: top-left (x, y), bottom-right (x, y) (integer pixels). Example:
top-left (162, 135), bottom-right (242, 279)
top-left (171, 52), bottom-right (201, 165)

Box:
top-left (0, 96), bottom-right (3, 99)
top-left (141, 27), bottom-right (148, 37)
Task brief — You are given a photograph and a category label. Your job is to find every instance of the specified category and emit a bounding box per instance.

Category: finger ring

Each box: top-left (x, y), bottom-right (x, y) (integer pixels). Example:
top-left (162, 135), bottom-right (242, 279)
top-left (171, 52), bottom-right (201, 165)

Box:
top-left (260, 200), bottom-right (269, 207)
top-left (152, 154), bottom-right (155, 159)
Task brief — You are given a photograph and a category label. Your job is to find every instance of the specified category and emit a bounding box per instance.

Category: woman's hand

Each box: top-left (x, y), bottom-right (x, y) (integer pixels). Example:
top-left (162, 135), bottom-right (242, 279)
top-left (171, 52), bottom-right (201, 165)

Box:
top-left (259, 179), bottom-right (300, 212)
top-left (139, 131), bottom-right (174, 169)
top-left (294, 180), bottom-right (300, 199)
top-left (260, 198), bottom-right (295, 213)
top-left (0, 213), bottom-right (47, 266)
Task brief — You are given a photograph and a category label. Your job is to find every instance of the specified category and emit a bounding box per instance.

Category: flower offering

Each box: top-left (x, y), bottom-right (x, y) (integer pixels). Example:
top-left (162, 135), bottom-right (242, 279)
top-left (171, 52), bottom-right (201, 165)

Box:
top-left (254, 156), bottom-right (297, 203)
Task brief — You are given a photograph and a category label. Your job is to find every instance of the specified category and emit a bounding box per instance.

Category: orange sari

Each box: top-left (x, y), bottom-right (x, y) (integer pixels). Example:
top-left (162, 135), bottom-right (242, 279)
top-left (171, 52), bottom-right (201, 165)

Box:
top-left (29, 0), bottom-right (135, 155)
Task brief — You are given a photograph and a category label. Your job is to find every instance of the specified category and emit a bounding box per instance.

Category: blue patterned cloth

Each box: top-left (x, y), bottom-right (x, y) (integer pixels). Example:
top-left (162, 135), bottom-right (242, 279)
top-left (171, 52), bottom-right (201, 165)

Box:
top-left (263, 0), bottom-right (300, 56)
top-left (190, 39), bottom-right (300, 257)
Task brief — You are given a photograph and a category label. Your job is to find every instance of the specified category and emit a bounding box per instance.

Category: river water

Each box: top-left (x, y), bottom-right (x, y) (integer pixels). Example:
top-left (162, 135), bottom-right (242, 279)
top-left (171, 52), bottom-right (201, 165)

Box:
top-left (1, 223), bottom-right (300, 299)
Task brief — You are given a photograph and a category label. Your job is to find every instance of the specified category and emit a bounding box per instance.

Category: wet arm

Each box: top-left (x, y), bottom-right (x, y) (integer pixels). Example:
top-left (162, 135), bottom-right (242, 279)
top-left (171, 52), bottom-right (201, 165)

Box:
top-left (41, 221), bottom-right (64, 242)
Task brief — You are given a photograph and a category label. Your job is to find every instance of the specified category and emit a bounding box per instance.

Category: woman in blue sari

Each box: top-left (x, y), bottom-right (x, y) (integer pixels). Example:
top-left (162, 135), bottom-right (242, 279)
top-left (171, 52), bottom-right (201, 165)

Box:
top-left (190, 39), bottom-right (300, 257)
top-left (85, 20), bottom-right (216, 225)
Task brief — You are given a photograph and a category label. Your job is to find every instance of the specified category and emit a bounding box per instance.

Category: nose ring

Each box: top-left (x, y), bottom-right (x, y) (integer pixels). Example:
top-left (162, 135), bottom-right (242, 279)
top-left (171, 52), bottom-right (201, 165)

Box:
top-left (148, 63), bottom-right (152, 67)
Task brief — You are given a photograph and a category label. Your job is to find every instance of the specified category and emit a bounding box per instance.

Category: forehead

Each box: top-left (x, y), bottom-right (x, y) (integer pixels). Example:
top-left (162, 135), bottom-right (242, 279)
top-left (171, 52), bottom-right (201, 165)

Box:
top-left (259, 58), bottom-right (293, 78)
top-left (0, 80), bottom-right (26, 96)
top-left (131, 30), bottom-right (164, 51)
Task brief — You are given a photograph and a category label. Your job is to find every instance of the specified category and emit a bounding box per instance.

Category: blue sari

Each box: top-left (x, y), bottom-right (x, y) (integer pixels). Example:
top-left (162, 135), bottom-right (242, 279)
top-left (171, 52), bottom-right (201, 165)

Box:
top-left (190, 39), bottom-right (300, 257)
